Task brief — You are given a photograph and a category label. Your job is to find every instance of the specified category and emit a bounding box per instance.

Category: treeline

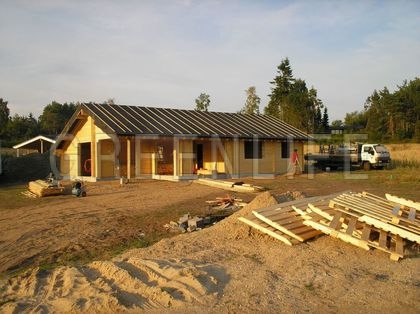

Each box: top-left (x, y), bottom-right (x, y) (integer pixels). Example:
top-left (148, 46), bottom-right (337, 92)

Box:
top-left (0, 100), bottom-right (76, 147)
top-left (344, 77), bottom-right (420, 142)
top-left (1, 58), bottom-right (418, 147)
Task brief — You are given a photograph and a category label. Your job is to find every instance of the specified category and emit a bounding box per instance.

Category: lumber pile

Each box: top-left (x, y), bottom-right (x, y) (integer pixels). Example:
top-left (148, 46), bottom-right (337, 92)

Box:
top-left (239, 191), bottom-right (420, 261)
top-left (206, 195), bottom-right (247, 210)
top-left (28, 180), bottom-right (64, 197)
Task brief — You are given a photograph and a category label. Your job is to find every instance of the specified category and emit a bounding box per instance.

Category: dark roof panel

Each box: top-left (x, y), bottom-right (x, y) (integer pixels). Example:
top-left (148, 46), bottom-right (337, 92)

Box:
top-left (81, 103), bottom-right (309, 140)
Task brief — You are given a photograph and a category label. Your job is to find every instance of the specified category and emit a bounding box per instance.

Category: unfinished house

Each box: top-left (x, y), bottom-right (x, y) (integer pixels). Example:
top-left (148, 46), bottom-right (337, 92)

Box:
top-left (53, 103), bottom-right (309, 181)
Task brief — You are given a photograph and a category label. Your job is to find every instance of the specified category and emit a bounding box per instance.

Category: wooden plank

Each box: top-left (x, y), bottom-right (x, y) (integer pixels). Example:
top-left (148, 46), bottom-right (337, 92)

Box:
top-left (358, 215), bottom-right (420, 244)
top-left (385, 193), bottom-right (420, 211)
top-left (329, 211), bottom-right (344, 230)
top-left (361, 225), bottom-right (371, 242)
top-left (378, 230), bottom-right (388, 249)
top-left (308, 203), bottom-right (335, 221)
top-left (346, 217), bottom-right (358, 235)
top-left (237, 216), bottom-right (299, 245)
top-left (252, 211), bottom-right (306, 242)
top-left (303, 220), bottom-right (370, 250)
top-left (408, 208), bottom-right (416, 221)
top-left (394, 235), bottom-right (404, 258)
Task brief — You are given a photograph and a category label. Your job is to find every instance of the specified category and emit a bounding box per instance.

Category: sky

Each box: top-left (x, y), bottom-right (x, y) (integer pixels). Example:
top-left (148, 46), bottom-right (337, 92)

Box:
top-left (1, 0), bottom-right (419, 122)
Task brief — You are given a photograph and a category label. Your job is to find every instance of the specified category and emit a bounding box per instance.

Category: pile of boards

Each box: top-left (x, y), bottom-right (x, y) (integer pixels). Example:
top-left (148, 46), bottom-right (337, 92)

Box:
top-left (206, 195), bottom-right (247, 210)
top-left (239, 191), bottom-right (420, 261)
top-left (28, 179), bottom-right (64, 197)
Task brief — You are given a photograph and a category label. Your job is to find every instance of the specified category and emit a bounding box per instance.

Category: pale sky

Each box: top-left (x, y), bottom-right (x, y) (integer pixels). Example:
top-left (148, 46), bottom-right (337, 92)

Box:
top-left (1, 0), bottom-right (419, 121)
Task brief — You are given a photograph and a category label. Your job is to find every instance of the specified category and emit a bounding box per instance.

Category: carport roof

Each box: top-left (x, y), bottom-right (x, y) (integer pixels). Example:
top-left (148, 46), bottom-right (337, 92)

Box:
top-left (12, 135), bottom-right (56, 151)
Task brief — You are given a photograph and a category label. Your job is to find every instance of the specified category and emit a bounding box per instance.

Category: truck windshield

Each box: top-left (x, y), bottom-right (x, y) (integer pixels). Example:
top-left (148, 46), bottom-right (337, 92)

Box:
top-left (374, 145), bottom-right (388, 153)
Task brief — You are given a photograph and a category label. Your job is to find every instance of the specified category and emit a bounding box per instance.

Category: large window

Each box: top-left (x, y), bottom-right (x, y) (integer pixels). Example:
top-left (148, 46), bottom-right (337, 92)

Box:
top-left (244, 141), bottom-right (263, 159)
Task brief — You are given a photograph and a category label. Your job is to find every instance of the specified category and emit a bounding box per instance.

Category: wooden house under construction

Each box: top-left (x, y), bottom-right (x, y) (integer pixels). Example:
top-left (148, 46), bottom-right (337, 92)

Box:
top-left (53, 103), bottom-right (309, 181)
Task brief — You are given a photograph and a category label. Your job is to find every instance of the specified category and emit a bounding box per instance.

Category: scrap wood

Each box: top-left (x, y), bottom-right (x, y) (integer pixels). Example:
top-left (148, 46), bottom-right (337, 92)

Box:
top-left (206, 195), bottom-right (246, 209)
top-left (238, 215), bottom-right (300, 246)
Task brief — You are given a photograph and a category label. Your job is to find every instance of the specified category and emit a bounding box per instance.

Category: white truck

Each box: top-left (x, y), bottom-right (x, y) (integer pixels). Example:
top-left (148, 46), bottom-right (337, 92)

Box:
top-left (304, 143), bottom-right (391, 171)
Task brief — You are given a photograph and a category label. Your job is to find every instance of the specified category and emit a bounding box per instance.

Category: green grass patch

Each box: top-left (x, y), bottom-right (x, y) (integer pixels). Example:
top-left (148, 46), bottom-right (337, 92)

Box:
top-left (0, 184), bottom-right (40, 210)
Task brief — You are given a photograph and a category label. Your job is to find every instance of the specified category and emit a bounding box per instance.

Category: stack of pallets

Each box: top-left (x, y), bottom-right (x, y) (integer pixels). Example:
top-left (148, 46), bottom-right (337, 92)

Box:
top-left (239, 191), bottom-right (420, 261)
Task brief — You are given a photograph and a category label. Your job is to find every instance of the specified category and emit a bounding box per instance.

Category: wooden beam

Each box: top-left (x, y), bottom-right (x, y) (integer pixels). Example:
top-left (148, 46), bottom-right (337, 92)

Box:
top-left (127, 137), bottom-right (131, 179)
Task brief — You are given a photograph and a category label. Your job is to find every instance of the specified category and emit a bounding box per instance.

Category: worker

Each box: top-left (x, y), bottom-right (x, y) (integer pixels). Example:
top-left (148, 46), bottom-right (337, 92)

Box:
top-left (290, 148), bottom-right (300, 175)
top-left (291, 148), bottom-right (299, 165)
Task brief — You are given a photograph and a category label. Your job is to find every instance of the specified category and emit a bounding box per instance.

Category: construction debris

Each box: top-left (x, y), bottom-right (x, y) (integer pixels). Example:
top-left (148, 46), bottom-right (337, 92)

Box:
top-left (239, 191), bottom-right (420, 261)
top-left (205, 194), bottom-right (247, 210)
top-left (164, 214), bottom-right (216, 233)
top-left (165, 196), bottom-right (248, 233)
top-left (196, 178), bottom-right (265, 193)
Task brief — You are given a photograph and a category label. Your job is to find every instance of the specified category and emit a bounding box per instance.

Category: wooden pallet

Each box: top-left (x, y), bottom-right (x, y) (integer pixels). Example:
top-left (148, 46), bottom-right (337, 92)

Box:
top-left (329, 192), bottom-right (420, 242)
top-left (239, 194), bottom-right (343, 245)
top-left (302, 204), bottom-right (405, 261)
top-left (238, 215), bottom-right (300, 246)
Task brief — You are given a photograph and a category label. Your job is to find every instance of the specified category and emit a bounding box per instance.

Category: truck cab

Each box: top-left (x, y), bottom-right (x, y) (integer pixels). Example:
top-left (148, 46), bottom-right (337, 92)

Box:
top-left (360, 144), bottom-right (391, 170)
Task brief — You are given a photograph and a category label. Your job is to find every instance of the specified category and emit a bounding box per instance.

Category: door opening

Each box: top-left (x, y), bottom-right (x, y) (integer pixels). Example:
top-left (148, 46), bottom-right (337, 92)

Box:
top-left (80, 143), bottom-right (91, 176)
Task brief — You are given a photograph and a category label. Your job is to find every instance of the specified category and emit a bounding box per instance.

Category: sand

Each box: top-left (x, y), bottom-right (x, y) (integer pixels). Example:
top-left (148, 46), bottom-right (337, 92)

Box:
top-left (1, 190), bottom-right (419, 313)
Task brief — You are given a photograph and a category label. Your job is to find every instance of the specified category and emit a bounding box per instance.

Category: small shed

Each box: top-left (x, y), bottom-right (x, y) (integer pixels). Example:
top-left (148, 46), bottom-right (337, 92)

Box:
top-left (12, 135), bottom-right (56, 157)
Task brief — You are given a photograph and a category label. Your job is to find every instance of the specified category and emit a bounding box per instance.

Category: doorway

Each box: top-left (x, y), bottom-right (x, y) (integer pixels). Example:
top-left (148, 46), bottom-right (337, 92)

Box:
top-left (196, 143), bottom-right (203, 169)
top-left (80, 142), bottom-right (91, 176)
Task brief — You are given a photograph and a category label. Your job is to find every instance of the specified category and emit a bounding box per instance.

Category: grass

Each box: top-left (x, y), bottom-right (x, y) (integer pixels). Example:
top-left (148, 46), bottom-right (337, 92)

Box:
top-left (0, 184), bottom-right (41, 210)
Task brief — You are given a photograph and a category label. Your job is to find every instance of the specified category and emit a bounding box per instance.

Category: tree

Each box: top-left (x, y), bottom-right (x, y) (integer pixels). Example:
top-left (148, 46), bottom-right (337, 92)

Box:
top-left (39, 101), bottom-right (76, 135)
top-left (344, 111), bottom-right (367, 132)
top-left (195, 93), bottom-right (210, 112)
top-left (331, 120), bottom-right (343, 128)
top-left (5, 113), bottom-right (39, 146)
top-left (0, 98), bottom-right (10, 137)
top-left (103, 98), bottom-right (115, 105)
top-left (264, 58), bottom-right (325, 133)
top-left (264, 58), bottom-right (294, 118)
top-left (239, 86), bottom-right (260, 114)
top-left (321, 107), bottom-right (329, 132)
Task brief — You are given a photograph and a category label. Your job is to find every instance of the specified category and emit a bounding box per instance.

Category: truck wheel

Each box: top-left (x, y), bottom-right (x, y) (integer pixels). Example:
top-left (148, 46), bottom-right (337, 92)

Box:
top-left (363, 162), bottom-right (371, 171)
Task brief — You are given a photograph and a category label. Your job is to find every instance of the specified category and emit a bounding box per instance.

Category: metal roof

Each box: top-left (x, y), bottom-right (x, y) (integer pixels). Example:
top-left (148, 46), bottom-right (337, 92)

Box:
top-left (78, 103), bottom-right (310, 140)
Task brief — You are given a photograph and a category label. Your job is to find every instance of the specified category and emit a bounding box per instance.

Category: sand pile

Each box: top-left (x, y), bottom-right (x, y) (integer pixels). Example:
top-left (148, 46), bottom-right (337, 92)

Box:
top-left (1, 190), bottom-right (293, 313)
top-left (1, 258), bottom-right (224, 313)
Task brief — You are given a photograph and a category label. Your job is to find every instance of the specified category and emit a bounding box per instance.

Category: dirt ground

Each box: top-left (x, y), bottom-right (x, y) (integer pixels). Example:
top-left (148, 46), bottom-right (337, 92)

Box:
top-left (0, 172), bottom-right (419, 312)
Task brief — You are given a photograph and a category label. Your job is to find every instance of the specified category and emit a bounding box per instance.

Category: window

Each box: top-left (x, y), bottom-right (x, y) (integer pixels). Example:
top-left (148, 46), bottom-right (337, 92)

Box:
top-left (244, 141), bottom-right (263, 159)
top-left (281, 142), bottom-right (290, 159)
